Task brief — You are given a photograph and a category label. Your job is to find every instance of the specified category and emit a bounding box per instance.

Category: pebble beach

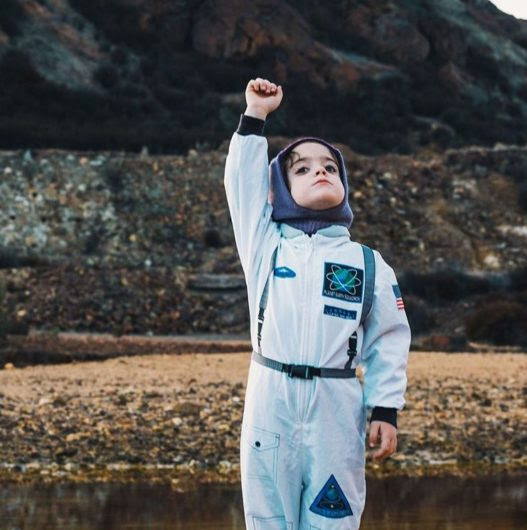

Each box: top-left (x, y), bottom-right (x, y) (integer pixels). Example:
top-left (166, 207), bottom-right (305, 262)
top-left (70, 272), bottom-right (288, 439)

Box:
top-left (0, 347), bottom-right (526, 492)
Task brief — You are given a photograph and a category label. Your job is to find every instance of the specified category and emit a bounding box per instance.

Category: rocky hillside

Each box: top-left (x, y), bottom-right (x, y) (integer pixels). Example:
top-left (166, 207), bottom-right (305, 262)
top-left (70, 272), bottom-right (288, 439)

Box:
top-left (1, 137), bottom-right (526, 350)
top-left (1, 0), bottom-right (527, 154)
top-left (1, 0), bottom-right (527, 351)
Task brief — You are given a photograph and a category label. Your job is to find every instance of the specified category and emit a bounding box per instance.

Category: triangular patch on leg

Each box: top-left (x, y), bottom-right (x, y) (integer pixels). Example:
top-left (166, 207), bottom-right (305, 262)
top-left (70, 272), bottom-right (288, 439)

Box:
top-left (309, 473), bottom-right (353, 519)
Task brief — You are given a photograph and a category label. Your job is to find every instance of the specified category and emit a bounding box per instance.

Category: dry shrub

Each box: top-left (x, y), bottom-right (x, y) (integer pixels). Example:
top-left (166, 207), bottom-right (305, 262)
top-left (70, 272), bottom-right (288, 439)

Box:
top-left (465, 296), bottom-right (527, 347)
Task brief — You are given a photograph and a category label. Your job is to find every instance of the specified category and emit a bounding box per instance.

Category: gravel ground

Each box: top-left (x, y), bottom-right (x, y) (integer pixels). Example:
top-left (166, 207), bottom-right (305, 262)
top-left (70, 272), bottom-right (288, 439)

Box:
top-left (0, 350), bottom-right (526, 491)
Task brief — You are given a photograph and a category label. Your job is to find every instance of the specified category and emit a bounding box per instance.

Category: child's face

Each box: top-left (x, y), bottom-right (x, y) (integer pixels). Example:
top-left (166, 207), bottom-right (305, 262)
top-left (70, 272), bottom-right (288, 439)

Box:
top-left (285, 142), bottom-right (345, 210)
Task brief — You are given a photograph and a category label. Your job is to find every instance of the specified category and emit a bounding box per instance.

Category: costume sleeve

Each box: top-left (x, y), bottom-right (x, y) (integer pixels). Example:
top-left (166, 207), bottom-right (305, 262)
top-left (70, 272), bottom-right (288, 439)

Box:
top-left (223, 114), bottom-right (281, 343)
top-left (370, 406), bottom-right (398, 428)
top-left (360, 249), bottom-right (411, 426)
top-left (224, 114), bottom-right (280, 276)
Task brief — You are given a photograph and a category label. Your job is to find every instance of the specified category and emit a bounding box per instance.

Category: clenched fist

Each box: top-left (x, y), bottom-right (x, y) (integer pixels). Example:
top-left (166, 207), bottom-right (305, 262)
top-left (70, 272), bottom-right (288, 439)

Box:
top-left (245, 77), bottom-right (283, 120)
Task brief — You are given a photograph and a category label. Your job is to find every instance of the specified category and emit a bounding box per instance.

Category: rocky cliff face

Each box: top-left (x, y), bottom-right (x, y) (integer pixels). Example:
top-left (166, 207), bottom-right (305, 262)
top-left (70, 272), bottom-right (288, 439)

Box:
top-left (2, 139), bottom-right (526, 272)
top-left (1, 0), bottom-right (527, 349)
top-left (1, 140), bottom-right (526, 348)
top-left (1, 0), bottom-right (527, 153)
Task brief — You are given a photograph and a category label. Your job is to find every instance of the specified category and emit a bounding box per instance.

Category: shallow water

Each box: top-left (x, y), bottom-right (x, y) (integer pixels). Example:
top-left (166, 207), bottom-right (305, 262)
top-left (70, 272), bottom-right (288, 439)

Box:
top-left (1, 472), bottom-right (526, 529)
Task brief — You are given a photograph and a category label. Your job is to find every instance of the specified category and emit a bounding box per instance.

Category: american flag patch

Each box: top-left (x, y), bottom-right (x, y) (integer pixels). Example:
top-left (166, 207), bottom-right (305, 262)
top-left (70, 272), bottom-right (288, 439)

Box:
top-left (392, 284), bottom-right (405, 310)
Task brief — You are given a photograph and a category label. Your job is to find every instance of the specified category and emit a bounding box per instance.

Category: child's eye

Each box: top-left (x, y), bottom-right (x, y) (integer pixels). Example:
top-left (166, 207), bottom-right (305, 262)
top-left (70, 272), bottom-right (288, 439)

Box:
top-left (295, 165), bottom-right (337, 174)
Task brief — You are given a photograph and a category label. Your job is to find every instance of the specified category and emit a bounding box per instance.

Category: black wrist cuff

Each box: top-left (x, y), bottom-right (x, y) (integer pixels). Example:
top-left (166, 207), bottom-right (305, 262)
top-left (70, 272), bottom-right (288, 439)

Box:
top-left (236, 113), bottom-right (266, 136)
top-left (370, 407), bottom-right (397, 428)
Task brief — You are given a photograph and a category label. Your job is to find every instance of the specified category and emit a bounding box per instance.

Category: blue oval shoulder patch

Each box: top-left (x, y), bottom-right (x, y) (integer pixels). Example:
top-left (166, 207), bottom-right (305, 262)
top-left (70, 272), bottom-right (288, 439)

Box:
top-left (274, 266), bottom-right (296, 278)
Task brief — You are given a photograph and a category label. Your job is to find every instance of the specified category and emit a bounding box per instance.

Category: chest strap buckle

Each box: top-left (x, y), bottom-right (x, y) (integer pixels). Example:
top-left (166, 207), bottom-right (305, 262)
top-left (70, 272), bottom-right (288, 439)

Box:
top-left (285, 363), bottom-right (320, 379)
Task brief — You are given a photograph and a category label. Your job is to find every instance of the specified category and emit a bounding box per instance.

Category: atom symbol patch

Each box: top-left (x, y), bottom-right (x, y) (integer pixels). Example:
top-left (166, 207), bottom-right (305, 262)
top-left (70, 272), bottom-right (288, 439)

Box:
top-left (322, 262), bottom-right (364, 303)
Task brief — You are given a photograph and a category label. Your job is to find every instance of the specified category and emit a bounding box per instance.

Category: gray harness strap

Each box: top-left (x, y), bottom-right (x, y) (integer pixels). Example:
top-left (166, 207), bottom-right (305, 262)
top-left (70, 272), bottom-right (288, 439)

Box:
top-left (251, 350), bottom-right (356, 379)
top-left (256, 246), bottom-right (278, 353)
top-left (360, 244), bottom-right (375, 324)
top-left (344, 244), bottom-right (375, 369)
top-left (254, 242), bottom-right (376, 379)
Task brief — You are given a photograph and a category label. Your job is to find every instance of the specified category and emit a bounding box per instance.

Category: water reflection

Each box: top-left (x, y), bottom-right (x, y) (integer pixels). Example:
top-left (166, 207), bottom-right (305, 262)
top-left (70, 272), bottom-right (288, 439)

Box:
top-left (1, 472), bottom-right (526, 529)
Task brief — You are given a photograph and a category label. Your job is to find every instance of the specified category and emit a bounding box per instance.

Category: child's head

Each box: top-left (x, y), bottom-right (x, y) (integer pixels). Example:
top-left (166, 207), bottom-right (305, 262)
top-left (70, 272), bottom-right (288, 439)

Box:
top-left (268, 136), bottom-right (354, 234)
top-left (282, 141), bottom-right (344, 210)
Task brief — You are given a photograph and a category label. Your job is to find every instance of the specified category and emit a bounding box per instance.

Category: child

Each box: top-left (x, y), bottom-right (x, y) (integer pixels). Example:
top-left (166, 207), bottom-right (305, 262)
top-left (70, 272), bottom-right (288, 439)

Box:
top-left (224, 77), bottom-right (411, 530)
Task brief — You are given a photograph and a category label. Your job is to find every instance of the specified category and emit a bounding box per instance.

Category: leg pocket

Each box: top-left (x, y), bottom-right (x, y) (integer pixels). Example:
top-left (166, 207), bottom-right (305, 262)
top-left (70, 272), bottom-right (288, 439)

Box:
top-left (251, 515), bottom-right (293, 530)
top-left (244, 424), bottom-right (280, 483)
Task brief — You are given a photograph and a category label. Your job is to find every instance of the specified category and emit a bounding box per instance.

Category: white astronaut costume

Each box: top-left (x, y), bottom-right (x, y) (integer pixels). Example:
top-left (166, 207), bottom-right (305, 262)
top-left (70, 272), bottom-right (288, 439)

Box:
top-left (224, 118), bottom-right (411, 530)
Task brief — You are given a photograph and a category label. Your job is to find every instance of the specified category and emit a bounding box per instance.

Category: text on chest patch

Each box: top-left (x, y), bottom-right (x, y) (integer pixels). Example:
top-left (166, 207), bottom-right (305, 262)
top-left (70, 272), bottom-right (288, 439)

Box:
top-left (323, 305), bottom-right (357, 320)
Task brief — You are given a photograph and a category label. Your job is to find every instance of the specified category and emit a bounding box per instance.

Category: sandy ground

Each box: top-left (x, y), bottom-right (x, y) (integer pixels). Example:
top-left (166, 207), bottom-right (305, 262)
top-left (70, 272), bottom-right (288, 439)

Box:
top-left (2, 349), bottom-right (525, 397)
top-left (0, 350), bottom-right (526, 490)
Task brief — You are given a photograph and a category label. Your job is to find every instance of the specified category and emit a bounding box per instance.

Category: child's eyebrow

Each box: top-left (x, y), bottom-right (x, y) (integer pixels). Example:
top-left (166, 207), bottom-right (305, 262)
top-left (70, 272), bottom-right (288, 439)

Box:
top-left (291, 156), bottom-right (337, 167)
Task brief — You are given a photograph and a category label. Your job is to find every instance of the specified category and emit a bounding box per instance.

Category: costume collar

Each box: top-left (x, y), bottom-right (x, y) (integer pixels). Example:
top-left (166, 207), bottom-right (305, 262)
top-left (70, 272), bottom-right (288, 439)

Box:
top-left (280, 222), bottom-right (350, 239)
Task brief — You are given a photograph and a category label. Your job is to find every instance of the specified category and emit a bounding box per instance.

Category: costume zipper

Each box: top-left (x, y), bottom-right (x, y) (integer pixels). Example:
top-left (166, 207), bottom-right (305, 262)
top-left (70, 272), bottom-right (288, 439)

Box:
top-left (305, 236), bottom-right (315, 365)
top-left (301, 236), bottom-right (314, 364)
top-left (299, 235), bottom-right (315, 421)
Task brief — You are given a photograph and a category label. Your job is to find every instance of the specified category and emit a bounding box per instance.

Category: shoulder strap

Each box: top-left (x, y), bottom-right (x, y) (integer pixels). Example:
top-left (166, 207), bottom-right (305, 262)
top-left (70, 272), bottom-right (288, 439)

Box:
top-left (360, 243), bottom-right (375, 325)
top-left (346, 243), bottom-right (375, 368)
top-left (259, 246), bottom-right (278, 312)
top-left (257, 246), bottom-right (278, 352)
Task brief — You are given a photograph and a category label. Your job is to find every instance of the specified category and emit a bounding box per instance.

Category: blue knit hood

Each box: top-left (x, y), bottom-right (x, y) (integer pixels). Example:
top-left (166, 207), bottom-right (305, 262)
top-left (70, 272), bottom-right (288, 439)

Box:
top-left (268, 136), bottom-right (354, 235)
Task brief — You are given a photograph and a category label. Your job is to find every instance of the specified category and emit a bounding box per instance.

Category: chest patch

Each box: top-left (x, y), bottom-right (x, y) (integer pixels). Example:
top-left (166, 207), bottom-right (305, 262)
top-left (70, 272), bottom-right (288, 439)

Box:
top-left (322, 262), bottom-right (363, 303)
top-left (323, 304), bottom-right (357, 320)
top-left (274, 266), bottom-right (296, 278)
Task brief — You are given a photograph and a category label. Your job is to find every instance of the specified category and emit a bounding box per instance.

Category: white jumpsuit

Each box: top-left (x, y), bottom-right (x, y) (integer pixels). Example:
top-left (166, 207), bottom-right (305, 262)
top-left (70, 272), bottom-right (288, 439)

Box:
top-left (224, 130), bottom-right (411, 530)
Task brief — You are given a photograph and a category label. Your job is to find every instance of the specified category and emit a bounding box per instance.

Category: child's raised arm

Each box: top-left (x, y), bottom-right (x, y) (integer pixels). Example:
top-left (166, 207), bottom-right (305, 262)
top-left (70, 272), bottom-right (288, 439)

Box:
top-left (223, 78), bottom-right (283, 280)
